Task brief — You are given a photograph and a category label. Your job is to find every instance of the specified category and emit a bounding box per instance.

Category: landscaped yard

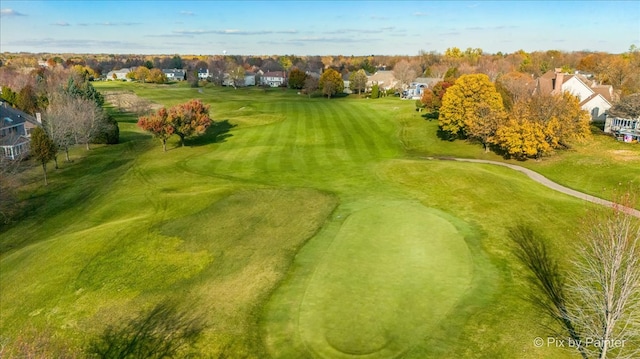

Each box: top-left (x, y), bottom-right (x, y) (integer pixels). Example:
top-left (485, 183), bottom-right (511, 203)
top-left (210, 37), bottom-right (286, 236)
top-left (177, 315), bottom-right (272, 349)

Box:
top-left (1, 82), bottom-right (638, 358)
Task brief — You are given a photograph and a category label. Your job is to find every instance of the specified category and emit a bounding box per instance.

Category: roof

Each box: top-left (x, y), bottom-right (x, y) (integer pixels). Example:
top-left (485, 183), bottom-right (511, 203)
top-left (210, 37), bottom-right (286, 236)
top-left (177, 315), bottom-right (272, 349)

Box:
top-left (592, 85), bottom-right (613, 102)
top-left (0, 103), bottom-right (37, 129)
top-left (0, 134), bottom-right (29, 147)
top-left (162, 69), bottom-right (186, 75)
top-left (367, 70), bottom-right (398, 87)
top-left (263, 71), bottom-right (285, 78)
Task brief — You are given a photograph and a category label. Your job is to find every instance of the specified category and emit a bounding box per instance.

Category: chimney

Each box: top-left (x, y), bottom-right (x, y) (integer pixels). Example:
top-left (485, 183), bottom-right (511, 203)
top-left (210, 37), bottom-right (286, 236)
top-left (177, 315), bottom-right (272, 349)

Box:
top-left (36, 113), bottom-right (42, 124)
top-left (554, 72), bottom-right (564, 93)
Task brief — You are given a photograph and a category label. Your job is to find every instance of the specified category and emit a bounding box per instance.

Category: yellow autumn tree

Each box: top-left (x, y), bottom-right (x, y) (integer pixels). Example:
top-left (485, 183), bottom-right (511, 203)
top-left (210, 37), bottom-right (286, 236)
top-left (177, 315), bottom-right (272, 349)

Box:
top-left (438, 73), bottom-right (505, 142)
top-left (495, 92), bottom-right (590, 159)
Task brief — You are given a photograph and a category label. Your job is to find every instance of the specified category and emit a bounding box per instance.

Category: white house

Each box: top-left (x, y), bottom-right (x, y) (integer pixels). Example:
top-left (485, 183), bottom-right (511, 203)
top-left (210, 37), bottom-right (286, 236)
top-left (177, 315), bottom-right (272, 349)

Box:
top-left (162, 69), bottom-right (187, 81)
top-left (605, 117), bottom-right (639, 142)
top-left (404, 77), bottom-right (441, 99)
top-left (536, 69), bottom-right (613, 121)
top-left (106, 68), bottom-right (132, 81)
top-left (197, 68), bottom-right (210, 80)
top-left (261, 71), bottom-right (286, 87)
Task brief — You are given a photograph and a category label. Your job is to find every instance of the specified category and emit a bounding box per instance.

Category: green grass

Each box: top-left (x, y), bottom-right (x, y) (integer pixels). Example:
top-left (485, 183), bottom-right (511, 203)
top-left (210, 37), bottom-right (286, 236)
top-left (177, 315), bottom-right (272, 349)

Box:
top-left (1, 81), bottom-right (637, 358)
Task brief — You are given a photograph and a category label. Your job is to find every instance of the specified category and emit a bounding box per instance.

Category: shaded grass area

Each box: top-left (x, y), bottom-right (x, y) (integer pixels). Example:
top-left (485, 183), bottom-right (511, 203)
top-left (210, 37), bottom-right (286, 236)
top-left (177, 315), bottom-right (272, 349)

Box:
top-left (1, 82), bottom-right (636, 358)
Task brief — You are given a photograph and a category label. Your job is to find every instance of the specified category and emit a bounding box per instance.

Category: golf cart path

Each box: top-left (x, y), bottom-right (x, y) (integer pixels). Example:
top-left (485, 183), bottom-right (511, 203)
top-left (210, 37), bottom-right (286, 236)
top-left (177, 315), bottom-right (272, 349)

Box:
top-left (424, 157), bottom-right (640, 219)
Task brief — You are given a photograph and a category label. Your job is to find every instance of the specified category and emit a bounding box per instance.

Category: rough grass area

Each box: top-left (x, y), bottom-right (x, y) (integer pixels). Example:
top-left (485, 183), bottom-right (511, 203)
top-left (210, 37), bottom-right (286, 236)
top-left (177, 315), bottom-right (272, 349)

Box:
top-left (1, 81), bottom-right (637, 358)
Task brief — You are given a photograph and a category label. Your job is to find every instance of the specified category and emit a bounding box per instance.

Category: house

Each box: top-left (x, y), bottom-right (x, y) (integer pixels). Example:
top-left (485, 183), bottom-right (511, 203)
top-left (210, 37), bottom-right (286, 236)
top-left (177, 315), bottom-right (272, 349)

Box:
top-left (197, 68), bottom-right (210, 80)
top-left (535, 69), bottom-right (613, 121)
top-left (367, 70), bottom-right (398, 91)
top-left (343, 72), bottom-right (351, 94)
top-left (222, 72), bottom-right (256, 87)
top-left (404, 77), bottom-right (441, 99)
top-left (0, 103), bottom-right (40, 160)
top-left (244, 72), bottom-right (256, 86)
top-left (106, 68), bottom-right (132, 81)
top-left (261, 71), bottom-right (286, 87)
top-left (605, 116), bottom-right (639, 142)
top-left (162, 69), bottom-right (187, 81)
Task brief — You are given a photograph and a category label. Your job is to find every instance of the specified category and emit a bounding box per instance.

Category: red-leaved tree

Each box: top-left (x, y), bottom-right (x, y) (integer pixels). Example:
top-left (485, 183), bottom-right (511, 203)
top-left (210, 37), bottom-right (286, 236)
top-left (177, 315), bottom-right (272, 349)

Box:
top-left (167, 99), bottom-right (212, 147)
top-left (137, 108), bottom-right (174, 152)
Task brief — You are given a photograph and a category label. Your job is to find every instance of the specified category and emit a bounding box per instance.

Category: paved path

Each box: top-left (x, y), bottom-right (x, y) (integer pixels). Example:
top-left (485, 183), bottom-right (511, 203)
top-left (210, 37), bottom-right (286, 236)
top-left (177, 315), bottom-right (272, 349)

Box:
top-left (423, 156), bottom-right (640, 219)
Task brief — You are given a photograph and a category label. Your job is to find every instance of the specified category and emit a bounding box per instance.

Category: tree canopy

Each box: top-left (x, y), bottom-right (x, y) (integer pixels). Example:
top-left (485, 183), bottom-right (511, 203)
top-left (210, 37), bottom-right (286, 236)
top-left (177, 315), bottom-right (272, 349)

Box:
top-left (438, 74), bottom-right (505, 139)
top-left (319, 69), bottom-right (344, 99)
top-left (30, 127), bottom-right (57, 185)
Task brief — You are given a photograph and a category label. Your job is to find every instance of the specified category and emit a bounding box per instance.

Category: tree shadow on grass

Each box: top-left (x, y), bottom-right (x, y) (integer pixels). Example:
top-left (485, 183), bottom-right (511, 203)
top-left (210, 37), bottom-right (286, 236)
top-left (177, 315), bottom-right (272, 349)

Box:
top-left (87, 300), bottom-right (206, 359)
top-left (186, 120), bottom-right (236, 147)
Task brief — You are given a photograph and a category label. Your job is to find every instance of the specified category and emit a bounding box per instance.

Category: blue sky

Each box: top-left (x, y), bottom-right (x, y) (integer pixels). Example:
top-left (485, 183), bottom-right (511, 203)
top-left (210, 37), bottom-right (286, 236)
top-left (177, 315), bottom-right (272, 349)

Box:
top-left (1, 1), bottom-right (638, 55)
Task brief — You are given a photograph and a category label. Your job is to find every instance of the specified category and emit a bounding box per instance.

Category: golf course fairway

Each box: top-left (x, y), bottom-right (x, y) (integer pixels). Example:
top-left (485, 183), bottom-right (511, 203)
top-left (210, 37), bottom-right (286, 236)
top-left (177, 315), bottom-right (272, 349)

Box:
top-left (263, 200), bottom-right (473, 358)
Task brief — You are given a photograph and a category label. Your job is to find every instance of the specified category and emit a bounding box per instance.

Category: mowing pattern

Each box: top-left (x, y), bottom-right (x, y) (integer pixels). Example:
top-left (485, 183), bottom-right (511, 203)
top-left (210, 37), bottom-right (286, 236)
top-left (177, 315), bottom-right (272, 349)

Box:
top-left (184, 100), bottom-right (400, 191)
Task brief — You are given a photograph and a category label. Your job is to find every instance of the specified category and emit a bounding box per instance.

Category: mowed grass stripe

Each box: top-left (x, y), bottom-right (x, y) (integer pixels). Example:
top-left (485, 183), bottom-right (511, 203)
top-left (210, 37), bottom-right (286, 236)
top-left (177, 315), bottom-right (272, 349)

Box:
top-left (328, 102), bottom-right (370, 163)
top-left (278, 101), bottom-right (303, 173)
top-left (348, 104), bottom-right (396, 158)
top-left (299, 101), bottom-right (320, 170)
top-left (332, 102), bottom-right (374, 160)
top-left (310, 101), bottom-right (341, 167)
top-left (320, 102), bottom-right (360, 163)
top-left (263, 101), bottom-right (294, 174)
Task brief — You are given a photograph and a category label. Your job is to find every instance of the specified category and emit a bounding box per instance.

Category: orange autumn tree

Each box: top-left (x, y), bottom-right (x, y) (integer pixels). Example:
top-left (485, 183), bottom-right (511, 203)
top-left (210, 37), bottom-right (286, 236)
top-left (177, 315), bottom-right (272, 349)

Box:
top-left (167, 99), bottom-right (213, 147)
top-left (137, 108), bottom-right (174, 152)
top-left (137, 99), bottom-right (212, 151)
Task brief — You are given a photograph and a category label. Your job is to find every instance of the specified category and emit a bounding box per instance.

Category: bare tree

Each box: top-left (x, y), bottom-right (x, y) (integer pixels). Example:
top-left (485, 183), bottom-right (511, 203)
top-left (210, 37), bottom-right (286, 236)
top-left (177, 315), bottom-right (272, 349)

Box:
top-left (303, 76), bottom-right (319, 98)
top-left (510, 192), bottom-right (640, 359)
top-left (393, 60), bottom-right (418, 89)
top-left (566, 193), bottom-right (640, 359)
top-left (44, 92), bottom-right (77, 165)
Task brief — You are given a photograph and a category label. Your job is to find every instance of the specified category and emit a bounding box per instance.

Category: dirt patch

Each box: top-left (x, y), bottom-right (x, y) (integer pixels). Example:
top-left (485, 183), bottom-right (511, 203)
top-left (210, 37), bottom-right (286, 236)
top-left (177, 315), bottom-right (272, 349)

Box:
top-left (608, 149), bottom-right (640, 162)
top-left (103, 91), bottom-right (162, 115)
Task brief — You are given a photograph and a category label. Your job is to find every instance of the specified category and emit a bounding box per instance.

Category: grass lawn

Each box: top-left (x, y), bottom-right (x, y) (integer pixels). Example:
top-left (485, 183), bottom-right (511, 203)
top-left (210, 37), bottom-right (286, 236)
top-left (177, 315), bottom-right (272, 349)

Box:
top-left (0, 81), bottom-right (637, 358)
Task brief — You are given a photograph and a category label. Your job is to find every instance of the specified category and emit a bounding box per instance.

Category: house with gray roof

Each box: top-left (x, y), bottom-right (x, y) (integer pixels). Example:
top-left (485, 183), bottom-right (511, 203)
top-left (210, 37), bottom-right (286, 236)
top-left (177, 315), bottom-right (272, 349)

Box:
top-left (0, 102), bottom-right (40, 160)
top-left (162, 69), bottom-right (187, 81)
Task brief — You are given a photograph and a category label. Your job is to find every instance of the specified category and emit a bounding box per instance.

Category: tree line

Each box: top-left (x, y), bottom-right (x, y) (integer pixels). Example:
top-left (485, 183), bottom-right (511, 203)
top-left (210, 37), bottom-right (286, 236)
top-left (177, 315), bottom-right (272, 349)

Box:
top-left (3, 46), bottom-right (639, 95)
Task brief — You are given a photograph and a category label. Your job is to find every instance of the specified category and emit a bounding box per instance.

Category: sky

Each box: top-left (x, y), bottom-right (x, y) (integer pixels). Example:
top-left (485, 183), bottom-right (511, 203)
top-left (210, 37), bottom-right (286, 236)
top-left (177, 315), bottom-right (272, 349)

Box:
top-left (1, 1), bottom-right (638, 56)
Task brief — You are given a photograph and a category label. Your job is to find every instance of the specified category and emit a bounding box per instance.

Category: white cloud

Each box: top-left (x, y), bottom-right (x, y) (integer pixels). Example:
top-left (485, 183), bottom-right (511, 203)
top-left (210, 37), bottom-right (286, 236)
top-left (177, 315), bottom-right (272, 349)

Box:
top-left (1, 8), bottom-right (27, 17)
top-left (52, 21), bottom-right (70, 27)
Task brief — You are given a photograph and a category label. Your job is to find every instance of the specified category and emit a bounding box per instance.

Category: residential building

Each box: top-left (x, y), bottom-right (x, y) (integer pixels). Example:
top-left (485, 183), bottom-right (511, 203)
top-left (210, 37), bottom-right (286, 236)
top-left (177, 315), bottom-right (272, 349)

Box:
top-left (261, 71), bottom-right (286, 87)
top-left (605, 116), bottom-right (639, 142)
top-left (404, 77), bottom-right (441, 99)
top-left (0, 103), bottom-right (40, 160)
top-left (536, 69), bottom-right (613, 121)
top-left (106, 68), bottom-right (132, 81)
top-left (367, 70), bottom-right (398, 91)
top-left (197, 68), bottom-right (210, 80)
top-left (162, 69), bottom-right (187, 81)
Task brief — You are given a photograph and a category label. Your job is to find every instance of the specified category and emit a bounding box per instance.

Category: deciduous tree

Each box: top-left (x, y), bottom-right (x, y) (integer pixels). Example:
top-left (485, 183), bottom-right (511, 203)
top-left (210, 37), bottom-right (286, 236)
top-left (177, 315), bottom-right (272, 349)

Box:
top-left (510, 192), bottom-right (640, 359)
top-left (167, 99), bottom-right (213, 146)
top-left (319, 68), bottom-right (343, 99)
top-left (349, 69), bottom-right (368, 95)
top-left (609, 93), bottom-right (640, 119)
top-left (30, 127), bottom-right (56, 185)
top-left (138, 108), bottom-right (174, 152)
top-left (303, 76), bottom-right (319, 98)
top-left (438, 73), bottom-right (504, 139)
top-left (393, 60), bottom-right (419, 89)
top-left (288, 68), bottom-right (307, 89)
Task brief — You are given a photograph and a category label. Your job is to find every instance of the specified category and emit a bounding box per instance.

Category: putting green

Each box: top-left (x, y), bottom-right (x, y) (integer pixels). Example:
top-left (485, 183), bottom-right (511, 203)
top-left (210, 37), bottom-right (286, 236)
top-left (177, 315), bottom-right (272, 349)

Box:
top-left (263, 200), bottom-right (474, 358)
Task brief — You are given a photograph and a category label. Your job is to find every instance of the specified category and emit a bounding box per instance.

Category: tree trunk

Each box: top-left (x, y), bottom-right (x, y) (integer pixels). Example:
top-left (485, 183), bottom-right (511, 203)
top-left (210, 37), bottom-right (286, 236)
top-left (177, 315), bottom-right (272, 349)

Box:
top-left (86, 141), bottom-right (90, 151)
top-left (65, 147), bottom-right (70, 162)
top-left (41, 161), bottom-right (48, 186)
top-left (162, 139), bottom-right (167, 152)
top-left (53, 155), bottom-right (59, 169)
top-left (179, 135), bottom-right (185, 147)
